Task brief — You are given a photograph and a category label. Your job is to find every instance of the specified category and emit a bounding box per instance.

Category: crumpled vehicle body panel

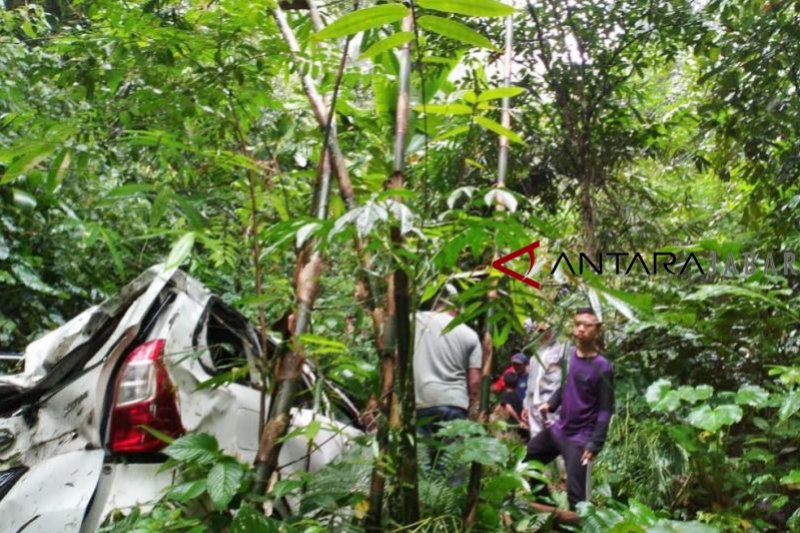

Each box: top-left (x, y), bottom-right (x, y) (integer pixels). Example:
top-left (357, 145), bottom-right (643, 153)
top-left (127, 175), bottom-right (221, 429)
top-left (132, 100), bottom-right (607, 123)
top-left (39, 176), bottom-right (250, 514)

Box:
top-left (0, 265), bottom-right (362, 531)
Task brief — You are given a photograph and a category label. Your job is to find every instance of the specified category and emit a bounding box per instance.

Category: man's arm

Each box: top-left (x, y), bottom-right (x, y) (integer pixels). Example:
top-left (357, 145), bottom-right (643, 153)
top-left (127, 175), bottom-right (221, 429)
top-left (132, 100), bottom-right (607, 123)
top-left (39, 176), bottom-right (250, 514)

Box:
top-left (468, 367), bottom-right (481, 411)
top-left (586, 368), bottom-right (615, 453)
top-left (545, 386), bottom-right (562, 411)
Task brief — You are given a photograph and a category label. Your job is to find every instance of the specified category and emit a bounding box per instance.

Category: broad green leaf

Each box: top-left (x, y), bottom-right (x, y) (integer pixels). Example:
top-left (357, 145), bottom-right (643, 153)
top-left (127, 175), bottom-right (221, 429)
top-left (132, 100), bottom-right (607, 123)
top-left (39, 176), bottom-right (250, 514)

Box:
top-left (417, 16), bottom-right (497, 50)
top-left (359, 32), bottom-right (413, 60)
top-left (779, 390), bottom-right (800, 421)
top-left (686, 404), bottom-right (742, 433)
top-left (780, 470), bottom-right (800, 486)
top-left (735, 384), bottom-right (769, 407)
top-left (270, 479), bottom-right (304, 499)
top-left (313, 4), bottom-right (409, 41)
top-left (207, 460), bottom-right (245, 508)
top-left (1, 140), bottom-right (58, 184)
top-left (231, 504), bottom-right (280, 533)
top-left (677, 385), bottom-right (714, 403)
top-left (166, 232), bottom-right (195, 269)
top-left (164, 433), bottom-right (219, 464)
top-left (11, 263), bottom-right (62, 296)
top-left (12, 189), bottom-right (37, 209)
top-left (417, 0), bottom-right (515, 17)
top-left (462, 90), bottom-right (477, 103)
top-left (478, 86), bottom-right (525, 102)
top-left (474, 116), bottom-right (524, 144)
top-left (646, 379), bottom-right (677, 411)
top-left (457, 436), bottom-right (509, 466)
top-left (166, 480), bottom-right (207, 502)
top-left (668, 424), bottom-right (702, 452)
top-left (414, 103), bottom-right (473, 115)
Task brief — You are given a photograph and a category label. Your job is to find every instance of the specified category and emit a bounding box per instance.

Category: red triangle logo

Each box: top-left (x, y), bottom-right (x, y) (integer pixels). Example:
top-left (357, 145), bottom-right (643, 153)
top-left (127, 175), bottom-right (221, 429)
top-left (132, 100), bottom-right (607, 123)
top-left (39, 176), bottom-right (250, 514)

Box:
top-left (492, 241), bottom-right (541, 289)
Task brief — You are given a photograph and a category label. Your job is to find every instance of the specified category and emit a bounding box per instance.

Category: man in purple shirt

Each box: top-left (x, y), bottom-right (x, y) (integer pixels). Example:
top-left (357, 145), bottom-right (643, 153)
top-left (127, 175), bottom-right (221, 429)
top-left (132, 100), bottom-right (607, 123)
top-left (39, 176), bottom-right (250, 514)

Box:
top-left (525, 307), bottom-right (614, 509)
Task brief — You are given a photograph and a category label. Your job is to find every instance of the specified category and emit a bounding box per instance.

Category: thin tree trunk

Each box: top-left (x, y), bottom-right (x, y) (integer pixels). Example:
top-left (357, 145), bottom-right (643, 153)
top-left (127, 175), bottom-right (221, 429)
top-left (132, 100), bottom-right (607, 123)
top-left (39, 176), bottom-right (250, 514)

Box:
top-left (464, 12), bottom-right (514, 528)
top-left (253, 24), bottom-right (350, 495)
top-left (365, 272), bottom-right (396, 531)
top-left (391, 13), bottom-right (419, 526)
top-left (579, 170), bottom-right (597, 258)
top-left (271, 5), bottom-right (355, 206)
top-left (273, 3), bottom-right (384, 381)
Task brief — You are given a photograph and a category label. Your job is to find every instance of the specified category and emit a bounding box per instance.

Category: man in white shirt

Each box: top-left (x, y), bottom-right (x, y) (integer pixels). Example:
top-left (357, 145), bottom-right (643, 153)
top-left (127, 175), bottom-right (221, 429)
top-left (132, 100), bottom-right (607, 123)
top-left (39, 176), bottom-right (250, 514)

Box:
top-left (522, 322), bottom-right (567, 436)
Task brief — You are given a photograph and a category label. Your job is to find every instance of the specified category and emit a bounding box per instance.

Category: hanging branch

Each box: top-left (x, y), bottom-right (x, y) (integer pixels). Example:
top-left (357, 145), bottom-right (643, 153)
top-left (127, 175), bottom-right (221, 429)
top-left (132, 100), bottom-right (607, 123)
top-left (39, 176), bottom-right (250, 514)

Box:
top-left (253, 23), bottom-right (353, 496)
top-left (464, 10), bottom-right (515, 529)
top-left (271, 5), bottom-right (356, 207)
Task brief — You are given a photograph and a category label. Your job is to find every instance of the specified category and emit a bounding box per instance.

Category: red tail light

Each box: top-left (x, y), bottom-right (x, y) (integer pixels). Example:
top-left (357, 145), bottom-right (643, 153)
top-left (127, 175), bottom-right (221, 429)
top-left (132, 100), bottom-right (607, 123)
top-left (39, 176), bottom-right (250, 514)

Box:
top-left (108, 339), bottom-right (184, 453)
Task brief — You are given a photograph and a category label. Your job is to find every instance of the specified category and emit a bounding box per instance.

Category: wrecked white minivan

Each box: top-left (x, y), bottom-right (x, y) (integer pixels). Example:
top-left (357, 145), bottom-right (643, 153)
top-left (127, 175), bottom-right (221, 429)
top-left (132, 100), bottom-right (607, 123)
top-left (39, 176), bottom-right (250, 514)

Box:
top-left (0, 266), bottom-right (362, 532)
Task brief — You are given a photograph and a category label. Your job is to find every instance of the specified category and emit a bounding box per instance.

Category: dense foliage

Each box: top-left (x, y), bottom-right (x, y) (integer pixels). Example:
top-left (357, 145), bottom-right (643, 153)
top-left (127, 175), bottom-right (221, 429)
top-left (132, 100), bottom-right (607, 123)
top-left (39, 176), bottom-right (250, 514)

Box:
top-left (1, 0), bottom-right (799, 530)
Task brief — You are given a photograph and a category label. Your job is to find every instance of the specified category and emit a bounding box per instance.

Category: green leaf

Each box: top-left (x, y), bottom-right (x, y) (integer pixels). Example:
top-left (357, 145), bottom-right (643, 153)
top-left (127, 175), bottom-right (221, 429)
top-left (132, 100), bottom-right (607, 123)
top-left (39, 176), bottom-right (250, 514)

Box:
top-left (166, 232), bottom-right (195, 269)
top-left (166, 480), bottom-right (207, 502)
top-left (478, 86), bottom-right (524, 102)
top-left (163, 433), bottom-right (220, 464)
top-left (12, 189), bottom-right (37, 209)
top-left (140, 426), bottom-right (178, 445)
top-left (359, 31), bottom-right (413, 60)
top-left (646, 379), bottom-right (681, 412)
top-left (231, 504), bottom-right (280, 533)
top-left (414, 103), bottom-right (473, 115)
top-left (195, 366), bottom-right (250, 391)
top-left (1, 140), bottom-right (58, 184)
top-left (686, 284), bottom-right (799, 319)
top-left (435, 125), bottom-right (470, 140)
top-left (417, 0), bottom-right (515, 17)
top-left (150, 187), bottom-right (172, 226)
top-left (677, 385), bottom-right (714, 404)
top-left (456, 436), bottom-right (509, 466)
top-left (299, 334), bottom-right (348, 353)
top-left (270, 479), bottom-right (304, 499)
top-left (780, 470), bottom-right (800, 486)
top-left (207, 460), bottom-right (245, 508)
top-left (105, 183), bottom-right (154, 199)
top-left (735, 384), bottom-right (769, 407)
top-left (417, 16), bottom-right (497, 50)
top-left (686, 404), bottom-right (742, 433)
top-left (474, 116), bottom-right (524, 144)
top-left (779, 390), bottom-right (800, 421)
top-left (11, 263), bottom-right (62, 296)
top-left (313, 4), bottom-right (410, 41)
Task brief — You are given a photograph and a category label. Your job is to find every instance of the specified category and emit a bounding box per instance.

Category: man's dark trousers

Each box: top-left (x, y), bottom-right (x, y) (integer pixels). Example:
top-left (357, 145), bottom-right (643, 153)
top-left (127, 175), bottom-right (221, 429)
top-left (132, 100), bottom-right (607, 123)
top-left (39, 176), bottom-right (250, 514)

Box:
top-left (417, 405), bottom-right (467, 470)
top-left (525, 427), bottom-right (589, 509)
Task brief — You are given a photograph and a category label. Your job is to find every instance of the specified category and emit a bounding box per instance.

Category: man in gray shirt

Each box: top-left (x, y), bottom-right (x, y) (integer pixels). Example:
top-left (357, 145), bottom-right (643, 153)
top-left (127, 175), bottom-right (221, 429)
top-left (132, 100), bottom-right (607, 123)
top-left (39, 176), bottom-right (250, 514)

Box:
top-left (414, 301), bottom-right (482, 437)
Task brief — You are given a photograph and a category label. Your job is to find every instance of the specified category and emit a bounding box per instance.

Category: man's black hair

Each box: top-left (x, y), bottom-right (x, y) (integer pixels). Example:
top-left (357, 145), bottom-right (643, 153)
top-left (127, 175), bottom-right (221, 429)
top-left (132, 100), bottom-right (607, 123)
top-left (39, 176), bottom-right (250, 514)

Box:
top-left (574, 307), bottom-right (600, 322)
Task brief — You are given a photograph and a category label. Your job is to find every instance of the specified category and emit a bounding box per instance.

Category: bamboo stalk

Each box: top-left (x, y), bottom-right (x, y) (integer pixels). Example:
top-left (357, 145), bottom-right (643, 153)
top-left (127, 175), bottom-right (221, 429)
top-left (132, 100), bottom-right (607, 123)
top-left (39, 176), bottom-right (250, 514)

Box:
top-left (464, 10), bottom-right (514, 529)
top-left (253, 20), bottom-right (351, 495)
top-left (366, 11), bottom-right (420, 529)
